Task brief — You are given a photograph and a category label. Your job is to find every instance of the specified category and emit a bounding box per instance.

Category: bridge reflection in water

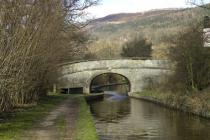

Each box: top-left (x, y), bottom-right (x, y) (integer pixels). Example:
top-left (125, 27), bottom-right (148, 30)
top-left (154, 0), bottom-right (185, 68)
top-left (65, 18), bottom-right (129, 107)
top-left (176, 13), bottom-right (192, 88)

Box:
top-left (89, 92), bottom-right (210, 140)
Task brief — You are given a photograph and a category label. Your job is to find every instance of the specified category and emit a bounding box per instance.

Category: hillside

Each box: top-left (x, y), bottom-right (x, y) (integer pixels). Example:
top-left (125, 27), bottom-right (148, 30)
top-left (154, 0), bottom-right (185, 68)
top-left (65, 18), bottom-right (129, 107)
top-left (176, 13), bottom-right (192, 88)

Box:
top-left (89, 9), bottom-right (181, 28)
top-left (86, 7), bottom-right (210, 59)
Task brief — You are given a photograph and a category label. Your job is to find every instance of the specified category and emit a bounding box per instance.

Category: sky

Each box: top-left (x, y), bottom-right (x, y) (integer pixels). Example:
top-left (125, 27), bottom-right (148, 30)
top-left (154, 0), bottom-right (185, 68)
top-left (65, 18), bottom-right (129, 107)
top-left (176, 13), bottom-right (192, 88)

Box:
top-left (86, 0), bottom-right (194, 18)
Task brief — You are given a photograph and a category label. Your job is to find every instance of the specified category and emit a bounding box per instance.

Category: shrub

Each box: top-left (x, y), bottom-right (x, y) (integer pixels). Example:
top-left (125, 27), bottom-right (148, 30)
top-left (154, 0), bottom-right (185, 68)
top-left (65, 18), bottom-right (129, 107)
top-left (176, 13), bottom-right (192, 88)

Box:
top-left (121, 36), bottom-right (152, 58)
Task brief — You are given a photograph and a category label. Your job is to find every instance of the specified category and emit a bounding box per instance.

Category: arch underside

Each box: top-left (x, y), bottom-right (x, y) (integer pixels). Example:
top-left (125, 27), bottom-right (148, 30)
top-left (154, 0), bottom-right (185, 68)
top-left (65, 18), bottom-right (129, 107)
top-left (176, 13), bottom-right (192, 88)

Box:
top-left (89, 72), bottom-right (131, 93)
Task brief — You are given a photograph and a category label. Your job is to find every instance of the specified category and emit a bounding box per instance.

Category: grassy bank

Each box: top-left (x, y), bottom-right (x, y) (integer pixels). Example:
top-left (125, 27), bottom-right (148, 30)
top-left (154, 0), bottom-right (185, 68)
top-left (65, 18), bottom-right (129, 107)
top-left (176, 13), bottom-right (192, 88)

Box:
top-left (55, 115), bottom-right (67, 140)
top-left (0, 94), bottom-right (69, 140)
top-left (75, 97), bottom-right (99, 140)
top-left (130, 91), bottom-right (210, 118)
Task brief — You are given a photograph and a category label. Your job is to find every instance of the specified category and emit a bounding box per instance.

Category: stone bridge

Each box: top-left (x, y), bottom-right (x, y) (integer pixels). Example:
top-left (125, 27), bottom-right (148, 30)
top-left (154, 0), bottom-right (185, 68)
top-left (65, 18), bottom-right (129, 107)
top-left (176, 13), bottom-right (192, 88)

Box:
top-left (58, 59), bottom-right (171, 94)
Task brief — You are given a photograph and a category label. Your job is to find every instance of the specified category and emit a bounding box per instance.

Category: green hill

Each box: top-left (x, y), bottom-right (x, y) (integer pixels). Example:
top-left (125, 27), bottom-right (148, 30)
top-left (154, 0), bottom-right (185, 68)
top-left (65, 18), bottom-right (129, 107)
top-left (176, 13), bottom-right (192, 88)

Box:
top-left (87, 7), bottom-right (210, 59)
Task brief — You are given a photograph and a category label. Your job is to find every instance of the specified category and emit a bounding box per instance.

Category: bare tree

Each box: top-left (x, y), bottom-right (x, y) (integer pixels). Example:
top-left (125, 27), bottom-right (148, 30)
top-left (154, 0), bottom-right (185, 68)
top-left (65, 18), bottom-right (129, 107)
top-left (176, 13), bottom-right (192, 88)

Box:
top-left (0, 0), bottom-right (99, 112)
top-left (168, 24), bottom-right (210, 92)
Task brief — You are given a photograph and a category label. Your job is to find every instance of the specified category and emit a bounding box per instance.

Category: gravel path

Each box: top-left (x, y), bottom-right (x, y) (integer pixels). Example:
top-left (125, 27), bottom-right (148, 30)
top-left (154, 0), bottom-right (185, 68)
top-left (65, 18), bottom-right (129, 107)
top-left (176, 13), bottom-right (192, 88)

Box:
top-left (21, 97), bottom-right (79, 140)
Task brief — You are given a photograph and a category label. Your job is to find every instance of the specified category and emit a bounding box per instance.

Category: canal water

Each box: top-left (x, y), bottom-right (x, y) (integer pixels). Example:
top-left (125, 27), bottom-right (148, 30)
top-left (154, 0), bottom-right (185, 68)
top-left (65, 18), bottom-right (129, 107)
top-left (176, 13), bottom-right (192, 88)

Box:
top-left (89, 92), bottom-right (210, 140)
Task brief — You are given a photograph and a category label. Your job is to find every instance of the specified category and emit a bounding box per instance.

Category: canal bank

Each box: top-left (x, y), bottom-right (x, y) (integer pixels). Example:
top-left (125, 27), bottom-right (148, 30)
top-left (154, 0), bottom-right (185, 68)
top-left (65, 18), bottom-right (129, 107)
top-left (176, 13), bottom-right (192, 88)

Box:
top-left (129, 91), bottom-right (210, 119)
top-left (75, 96), bottom-right (99, 140)
top-left (0, 94), bottom-right (70, 140)
top-left (0, 94), bottom-right (99, 140)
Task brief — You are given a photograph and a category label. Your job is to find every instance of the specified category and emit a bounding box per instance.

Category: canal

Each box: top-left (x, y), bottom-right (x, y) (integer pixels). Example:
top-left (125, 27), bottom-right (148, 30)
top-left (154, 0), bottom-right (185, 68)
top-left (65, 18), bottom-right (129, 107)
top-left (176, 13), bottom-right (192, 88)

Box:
top-left (88, 92), bottom-right (210, 140)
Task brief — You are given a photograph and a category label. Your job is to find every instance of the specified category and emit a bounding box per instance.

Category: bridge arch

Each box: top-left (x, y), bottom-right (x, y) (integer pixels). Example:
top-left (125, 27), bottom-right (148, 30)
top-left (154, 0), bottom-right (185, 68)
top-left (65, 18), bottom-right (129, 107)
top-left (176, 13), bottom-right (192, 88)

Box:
top-left (58, 59), bottom-right (171, 94)
top-left (89, 72), bottom-right (131, 93)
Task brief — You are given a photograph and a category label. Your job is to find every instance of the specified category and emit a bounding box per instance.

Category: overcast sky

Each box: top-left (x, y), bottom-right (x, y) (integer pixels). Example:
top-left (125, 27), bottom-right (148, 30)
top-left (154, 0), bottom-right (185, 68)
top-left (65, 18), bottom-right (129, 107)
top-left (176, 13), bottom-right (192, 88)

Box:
top-left (86, 0), bottom-right (195, 18)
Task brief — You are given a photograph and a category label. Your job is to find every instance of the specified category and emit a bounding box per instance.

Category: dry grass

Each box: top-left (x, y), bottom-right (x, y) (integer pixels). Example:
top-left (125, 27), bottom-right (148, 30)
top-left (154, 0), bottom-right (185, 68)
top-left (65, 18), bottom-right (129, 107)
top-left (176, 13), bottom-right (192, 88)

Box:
top-left (136, 90), bottom-right (210, 117)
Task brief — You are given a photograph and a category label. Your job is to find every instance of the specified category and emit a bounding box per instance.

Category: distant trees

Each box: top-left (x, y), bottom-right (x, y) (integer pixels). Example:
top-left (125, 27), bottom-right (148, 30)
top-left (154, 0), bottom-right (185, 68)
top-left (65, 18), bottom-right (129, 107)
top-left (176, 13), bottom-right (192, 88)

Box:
top-left (121, 36), bottom-right (152, 58)
top-left (0, 0), bottom-right (98, 112)
top-left (83, 51), bottom-right (98, 59)
top-left (168, 24), bottom-right (210, 92)
top-left (88, 40), bottom-right (121, 59)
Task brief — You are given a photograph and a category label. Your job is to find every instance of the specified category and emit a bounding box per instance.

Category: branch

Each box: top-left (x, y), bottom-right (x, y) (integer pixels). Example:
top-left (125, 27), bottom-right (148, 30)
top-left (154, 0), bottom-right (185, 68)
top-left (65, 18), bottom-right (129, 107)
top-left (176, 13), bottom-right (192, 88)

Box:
top-left (188, 0), bottom-right (210, 10)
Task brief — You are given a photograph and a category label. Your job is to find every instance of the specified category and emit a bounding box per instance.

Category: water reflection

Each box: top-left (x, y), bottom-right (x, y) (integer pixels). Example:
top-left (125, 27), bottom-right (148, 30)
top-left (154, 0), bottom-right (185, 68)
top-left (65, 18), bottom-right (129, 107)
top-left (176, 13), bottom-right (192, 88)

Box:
top-left (91, 84), bottom-right (130, 94)
top-left (89, 93), bottom-right (210, 140)
top-left (90, 93), bottom-right (130, 123)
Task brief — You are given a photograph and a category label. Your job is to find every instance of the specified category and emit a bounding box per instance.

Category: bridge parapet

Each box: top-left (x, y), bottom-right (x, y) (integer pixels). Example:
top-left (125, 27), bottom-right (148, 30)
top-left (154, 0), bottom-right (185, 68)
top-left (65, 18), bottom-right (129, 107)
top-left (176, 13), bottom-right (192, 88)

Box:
top-left (60, 59), bottom-right (170, 76)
